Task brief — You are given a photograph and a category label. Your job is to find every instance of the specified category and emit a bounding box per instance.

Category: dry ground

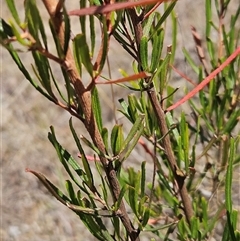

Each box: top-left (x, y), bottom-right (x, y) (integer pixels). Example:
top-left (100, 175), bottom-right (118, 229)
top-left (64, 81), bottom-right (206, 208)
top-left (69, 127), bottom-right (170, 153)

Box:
top-left (1, 1), bottom-right (239, 241)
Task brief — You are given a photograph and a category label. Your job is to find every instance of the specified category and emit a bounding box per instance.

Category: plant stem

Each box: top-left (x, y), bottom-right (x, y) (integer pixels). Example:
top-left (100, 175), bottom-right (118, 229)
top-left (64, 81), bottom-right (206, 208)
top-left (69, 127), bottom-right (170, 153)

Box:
top-left (147, 89), bottom-right (193, 223)
top-left (41, 0), bottom-right (139, 240)
top-left (128, 5), bottom-right (194, 224)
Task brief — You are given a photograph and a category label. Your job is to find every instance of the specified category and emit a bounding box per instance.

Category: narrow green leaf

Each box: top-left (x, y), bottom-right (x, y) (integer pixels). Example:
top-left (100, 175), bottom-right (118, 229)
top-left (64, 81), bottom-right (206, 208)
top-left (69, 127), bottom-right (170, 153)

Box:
top-left (89, 14), bottom-right (95, 55)
top-left (141, 207), bottom-right (150, 227)
top-left (201, 197), bottom-right (208, 229)
top-left (122, 122), bottom-right (144, 162)
top-left (31, 51), bottom-right (53, 95)
top-left (97, 18), bottom-right (108, 73)
top-left (26, 168), bottom-right (71, 205)
top-left (79, 0), bottom-right (87, 34)
top-left (101, 127), bottom-right (108, 151)
top-left (180, 112), bottom-right (189, 170)
top-left (225, 138), bottom-right (235, 212)
top-left (222, 109), bottom-right (240, 134)
top-left (206, 38), bottom-right (217, 65)
top-left (230, 5), bottom-right (240, 28)
top-left (182, 47), bottom-right (199, 74)
top-left (120, 114), bottom-right (145, 154)
top-left (224, 211), bottom-right (237, 241)
top-left (140, 161), bottom-right (146, 198)
top-left (7, 46), bottom-right (54, 102)
top-left (149, 1), bottom-right (176, 39)
top-left (25, 0), bottom-right (48, 49)
top-left (177, 218), bottom-right (190, 238)
top-left (150, 28), bottom-right (163, 72)
top-left (166, 112), bottom-right (180, 145)
top-left (202, 204), bottom-right (225, 237)
top-left (63, 6), bottom-right (71, 55)
top-left (170, 9), bottom-right (177, 64)
top-left (111, 124), bottom-right (124, 156)
top-left (114, 184), bottom-right (128, 211)
top-left (49, 19), bottom-right (64, 58)
top-left (0, 18), bottom-right (14, 37)
top-left (60, 66), bottom-right (76, 105)
top-left (73, 34), bottom-right (93, 77)
top-left (231, 209), bottom-right (238, 231)
top-left (48, 66), bottom-right (68, 103)
top-left (205, 0), bottom-right (212, 39)
top-left (72, 34), bottom-right (82, 75)
top-left (80, 135), bottom-right (109, 158)
top-left (140, 35), bottom-right (148, 71)
top-left (111, 216), bottom-right (121, 239)
top-left (66, 180), bottom-right (78, 204)
top-left (143, 12), bottom-right (155, 37)
top-left (73, 203), bottom-right (114, 241)
top-left (91, 87), bottom-right (103, 132)
top-left (69, 118), bottom-right (95, 192)
top-left (154, 51), bottom-right (171, 95)
top-left (9, 21), bottom-right (29, 46)
top-left (190, 216), bottom-right (199, 239)
top-left (138, 196), bottom-right (148, 218)
top-left (48, 127), bottom-right (85, 190)
top-left (128, 169), bottom-right (140, 215)
top-left (24, 0), bottom-right (39, 42)
top-left (6, 0), bottom-right (21, 25)
top-left (118, 98), bottom-right (133, 122)
top-left (128, 94), bottom-right (139, 122)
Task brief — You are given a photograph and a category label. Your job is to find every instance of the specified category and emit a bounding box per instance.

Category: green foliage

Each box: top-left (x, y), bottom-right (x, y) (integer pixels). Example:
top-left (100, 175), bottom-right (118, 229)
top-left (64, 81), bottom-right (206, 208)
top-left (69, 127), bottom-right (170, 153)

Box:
top-left (2, 0), bottom-right (239, 240)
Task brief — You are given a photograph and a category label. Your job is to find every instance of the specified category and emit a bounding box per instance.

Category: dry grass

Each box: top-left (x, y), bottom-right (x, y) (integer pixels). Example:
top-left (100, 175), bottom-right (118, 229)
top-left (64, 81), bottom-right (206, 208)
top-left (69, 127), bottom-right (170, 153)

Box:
top-left (1, 0), bottom-right (239, 240)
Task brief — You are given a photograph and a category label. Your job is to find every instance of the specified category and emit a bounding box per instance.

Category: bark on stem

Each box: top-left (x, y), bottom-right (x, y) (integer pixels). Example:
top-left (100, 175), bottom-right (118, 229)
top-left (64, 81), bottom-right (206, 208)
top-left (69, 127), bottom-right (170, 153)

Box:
top-left (41, 0), bottom-right (139, 240)
top-left (147, 90), bottom-right (193, 223)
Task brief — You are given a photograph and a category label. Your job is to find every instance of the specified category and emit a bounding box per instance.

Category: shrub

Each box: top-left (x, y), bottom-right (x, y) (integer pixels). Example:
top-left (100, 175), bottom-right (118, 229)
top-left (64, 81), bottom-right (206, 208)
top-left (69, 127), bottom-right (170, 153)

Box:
top-left (1, 0), bottom-right (239, 240)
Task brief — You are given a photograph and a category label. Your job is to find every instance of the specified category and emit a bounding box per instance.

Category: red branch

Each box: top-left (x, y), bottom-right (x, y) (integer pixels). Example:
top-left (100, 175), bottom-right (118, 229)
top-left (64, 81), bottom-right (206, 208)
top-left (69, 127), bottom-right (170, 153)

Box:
top-left (69, 0), bottom-right (173, 16)
top-left (167, 46), bottom-right (240, 111)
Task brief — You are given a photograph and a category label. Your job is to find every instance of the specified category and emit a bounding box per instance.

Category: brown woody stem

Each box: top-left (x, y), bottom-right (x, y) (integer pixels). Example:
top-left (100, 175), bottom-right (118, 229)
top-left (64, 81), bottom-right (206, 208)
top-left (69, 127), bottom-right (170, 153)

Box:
top-left (128, 7), bottom-right (194, 224)
top-left (41, 0), bottom-right (139, 240)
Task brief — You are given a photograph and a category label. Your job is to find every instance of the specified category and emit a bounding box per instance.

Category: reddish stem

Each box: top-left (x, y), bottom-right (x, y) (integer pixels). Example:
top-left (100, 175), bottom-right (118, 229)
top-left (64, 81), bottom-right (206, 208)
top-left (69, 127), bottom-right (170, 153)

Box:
top-left (167, 47), bottom-right (240, 111)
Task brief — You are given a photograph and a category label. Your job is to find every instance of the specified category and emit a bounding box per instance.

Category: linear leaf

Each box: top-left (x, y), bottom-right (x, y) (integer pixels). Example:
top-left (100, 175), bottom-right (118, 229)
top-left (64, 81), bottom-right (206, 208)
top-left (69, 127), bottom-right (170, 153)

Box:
top-left (111, 124), bottom-right (124, 156)
top-left (140, 35), bottom-right (149, 71)
top-left (225, 138), bottom-right (235, 212)
top-left (97, 18), bottom-right (109, 73)
top-left (101, 127), bottom-right (108, 151)
top-left (69, 118), bottom-right (96, 192)
top-left (7, 45), bottom-right (55, 102)
top-left (149, 1), bottom-right (176, 39)
top-left (89, 14), bottom-right (95, 55)
top-left (140, 161), bottom-right (146, 198)
top-left (26, 168), bottom-right (71, 205)
top-left (48, 126), bottom-right (87, 191)
top-left (63, 6), bottom-right (71, 55)
top-left (6, 0), bottom-right (21, 25)
top-left (66, 180), bottom-right (78, 204)
top-left (120, 114), bottom-right (145, 155)
top-left (73, 34), bottom-right (93, 77)
top-left (0, 18), bottom-right (14, 37)
top-left (91, 87), bottom-right (103, 132)
top-left (114, 184), bottom-right (128, 211)
top-left (150, 28), bottom-right (163, 72)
